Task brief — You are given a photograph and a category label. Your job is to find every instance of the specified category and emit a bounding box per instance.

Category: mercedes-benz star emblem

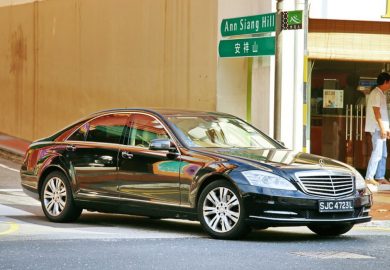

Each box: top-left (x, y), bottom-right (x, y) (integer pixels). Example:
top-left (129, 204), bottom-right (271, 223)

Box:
top-left (319, 159), bottom-right (325, 167)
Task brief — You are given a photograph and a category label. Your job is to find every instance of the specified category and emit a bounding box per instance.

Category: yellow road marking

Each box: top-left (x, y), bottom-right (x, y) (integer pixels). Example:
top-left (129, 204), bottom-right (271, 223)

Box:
top-left (0, 222), bottom-right (19, 236)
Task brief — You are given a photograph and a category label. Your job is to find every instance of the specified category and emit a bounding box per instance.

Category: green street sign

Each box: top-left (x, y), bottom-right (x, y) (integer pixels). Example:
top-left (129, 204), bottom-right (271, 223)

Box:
top-left (221, 13), bottom-right (276, 37)
top-left (282, 10), bottom-right (303, 30)
top-left (218, 37), bottom-right (275, 58)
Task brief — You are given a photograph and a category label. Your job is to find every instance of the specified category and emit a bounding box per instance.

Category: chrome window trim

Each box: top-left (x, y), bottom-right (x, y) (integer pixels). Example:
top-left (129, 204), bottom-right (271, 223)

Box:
top-left (125, 111), bottom-right (182, 155)
top-left (63, 110), bottom-right (182, 155)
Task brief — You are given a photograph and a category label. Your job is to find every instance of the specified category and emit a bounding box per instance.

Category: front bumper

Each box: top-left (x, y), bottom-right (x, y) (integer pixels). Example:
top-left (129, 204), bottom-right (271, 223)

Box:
top-left (239, 184), bottom-right (372, 227)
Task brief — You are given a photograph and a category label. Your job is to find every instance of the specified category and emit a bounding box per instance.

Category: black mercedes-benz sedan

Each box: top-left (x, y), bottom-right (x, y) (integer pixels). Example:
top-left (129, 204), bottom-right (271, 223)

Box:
top-left (20, 108), bottom-right (372, 239)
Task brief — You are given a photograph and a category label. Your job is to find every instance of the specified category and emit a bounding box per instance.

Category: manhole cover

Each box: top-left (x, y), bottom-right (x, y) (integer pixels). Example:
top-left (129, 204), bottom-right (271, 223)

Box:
top-left (291, 252), bottom-right (375, 259)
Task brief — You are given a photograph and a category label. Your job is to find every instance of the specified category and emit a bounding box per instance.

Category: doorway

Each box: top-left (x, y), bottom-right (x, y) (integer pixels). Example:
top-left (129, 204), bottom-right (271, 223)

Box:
top-left (309, 60), bottom-right (389, 173)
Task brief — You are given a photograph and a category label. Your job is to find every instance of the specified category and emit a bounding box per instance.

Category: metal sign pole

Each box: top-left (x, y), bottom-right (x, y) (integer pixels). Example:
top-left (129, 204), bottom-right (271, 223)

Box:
top-left (274, 0), bottom-right (283, 141)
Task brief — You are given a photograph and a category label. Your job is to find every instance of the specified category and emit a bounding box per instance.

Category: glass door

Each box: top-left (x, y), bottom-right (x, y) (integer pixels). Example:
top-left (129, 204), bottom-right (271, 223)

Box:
top-left (309, 60), bottom-right (387, 174)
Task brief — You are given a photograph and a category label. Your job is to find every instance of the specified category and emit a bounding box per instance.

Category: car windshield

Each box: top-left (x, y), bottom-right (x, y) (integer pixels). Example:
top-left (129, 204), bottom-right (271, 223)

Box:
top-left (167, 115), bottom-right (281, 149)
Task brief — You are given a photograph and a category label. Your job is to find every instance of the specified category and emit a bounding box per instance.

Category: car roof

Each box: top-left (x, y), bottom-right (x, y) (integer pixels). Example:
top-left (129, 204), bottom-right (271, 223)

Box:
top-left (92, 108), bottom-right (232, 118)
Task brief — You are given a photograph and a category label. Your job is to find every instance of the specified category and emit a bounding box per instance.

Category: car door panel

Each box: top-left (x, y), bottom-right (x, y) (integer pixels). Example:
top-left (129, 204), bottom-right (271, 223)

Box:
top-left (117, 146), bottom-right (181, 204)
top-left (65, 142), bottom-right (120, 198)
top-left (65, 113), bottom-right (129, 201)
top-left (117, 113), bottom-right (181, 205)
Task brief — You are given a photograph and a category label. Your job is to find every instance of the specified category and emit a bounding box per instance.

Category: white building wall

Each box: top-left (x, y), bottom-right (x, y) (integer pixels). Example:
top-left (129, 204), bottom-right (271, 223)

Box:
top-left (251, 56), bottom-right (274, 137)
top-left (277, 0), bottom-right (300, 149)
top-left (309, 0), bottom-right (390, 22)
top-left (218, 0), bottom-right (305, 151)
top-left (217, 0), bottom-right (275, 135)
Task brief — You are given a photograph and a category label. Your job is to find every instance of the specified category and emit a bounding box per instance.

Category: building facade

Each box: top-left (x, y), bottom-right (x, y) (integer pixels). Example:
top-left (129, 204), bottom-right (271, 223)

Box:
top-left (308, 0), bottom-right (390, 172)
top-left (1, 0), bottom-right (390, 175)
top-left (0, 0), bottom-right (218, 140)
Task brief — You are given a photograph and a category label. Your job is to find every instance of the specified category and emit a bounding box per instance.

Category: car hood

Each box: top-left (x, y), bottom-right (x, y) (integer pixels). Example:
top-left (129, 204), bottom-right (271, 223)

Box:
top-left (194, 147), bottom-right (353, 175)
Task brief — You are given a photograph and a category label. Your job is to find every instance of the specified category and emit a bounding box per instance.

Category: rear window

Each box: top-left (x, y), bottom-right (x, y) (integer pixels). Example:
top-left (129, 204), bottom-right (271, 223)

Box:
top-left (68, 123), bottom-right (89, 141)
top-left (68, 114), bottom-right (129, 144)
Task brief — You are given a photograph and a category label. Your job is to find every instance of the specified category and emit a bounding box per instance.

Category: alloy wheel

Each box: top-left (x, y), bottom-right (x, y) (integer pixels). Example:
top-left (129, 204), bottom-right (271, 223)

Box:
top-left (43, 177), bottom-right (67, 216)
top-left (202, 187), bottom-right (240, 233)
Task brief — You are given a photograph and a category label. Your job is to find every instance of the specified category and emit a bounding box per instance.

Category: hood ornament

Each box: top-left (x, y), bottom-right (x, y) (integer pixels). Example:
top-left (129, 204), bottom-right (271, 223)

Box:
top-left (319, 159), bottom-right (325, 167)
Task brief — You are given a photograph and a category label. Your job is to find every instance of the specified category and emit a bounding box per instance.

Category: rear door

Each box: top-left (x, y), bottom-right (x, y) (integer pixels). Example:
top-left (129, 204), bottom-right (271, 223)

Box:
top-left (65, 113), bottom-right (129, 201)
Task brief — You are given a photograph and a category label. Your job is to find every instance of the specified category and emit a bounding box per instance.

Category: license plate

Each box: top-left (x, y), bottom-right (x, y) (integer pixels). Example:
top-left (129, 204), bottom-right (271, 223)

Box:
top-left (318, 200), bottom-right (354, 213)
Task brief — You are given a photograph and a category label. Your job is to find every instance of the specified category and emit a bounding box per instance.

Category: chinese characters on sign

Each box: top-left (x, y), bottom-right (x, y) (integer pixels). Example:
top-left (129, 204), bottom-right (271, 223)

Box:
top-left (219, 10), bottom-right (303, 58)
top-left (282, 10), bottom-right (303, 30)
top-left (219, 37), bottom-right (275, 58)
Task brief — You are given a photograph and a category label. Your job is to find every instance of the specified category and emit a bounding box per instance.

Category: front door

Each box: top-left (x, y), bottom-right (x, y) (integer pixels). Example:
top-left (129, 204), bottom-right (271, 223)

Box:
top-left (117, 113), bottom-right (181, 205)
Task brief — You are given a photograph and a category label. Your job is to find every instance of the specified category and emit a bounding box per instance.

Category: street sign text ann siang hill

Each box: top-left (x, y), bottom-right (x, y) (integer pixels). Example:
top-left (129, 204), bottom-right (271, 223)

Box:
top-left (221, 13), bottom-right (276, 37)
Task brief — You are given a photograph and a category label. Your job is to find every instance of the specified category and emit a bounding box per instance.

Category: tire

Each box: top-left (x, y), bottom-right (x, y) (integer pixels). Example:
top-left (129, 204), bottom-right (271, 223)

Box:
top-left (198, 180), bottom-right (250, 240)
top-left (308, 223), bottom-right (354, 236)
top-left (40, 171), bottom-right (82, 222)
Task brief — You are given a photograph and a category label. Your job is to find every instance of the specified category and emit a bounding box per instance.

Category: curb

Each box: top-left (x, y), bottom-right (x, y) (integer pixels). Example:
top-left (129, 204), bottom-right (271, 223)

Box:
top-left (0, 147), bottom-right (24, 164)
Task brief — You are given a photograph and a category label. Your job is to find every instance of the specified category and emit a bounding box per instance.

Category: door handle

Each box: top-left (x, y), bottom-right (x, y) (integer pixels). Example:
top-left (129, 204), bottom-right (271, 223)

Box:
top-left (98, 155), bottom-right (114, 165)
top-left (346, 104), bottom-right (354, 141)
top-left (349, 104), bottom-right (353, 141)
top-left (66, 145), bottom-right (77, 152)
top-left (355, 105), bottom-right (359, 141)
top-left (360, 104), bottom-right (364, 141)
top-left (121, 151), bottom-right (134, 159)
top-left (345, 105), bottom-right (348, 140)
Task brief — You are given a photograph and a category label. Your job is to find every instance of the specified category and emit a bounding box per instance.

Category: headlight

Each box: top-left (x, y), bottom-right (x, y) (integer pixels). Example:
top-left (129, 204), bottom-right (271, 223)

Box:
top-left (242, 170), bottom-right (297, 190)
top-left (352, 168), bottom-right (366, 190)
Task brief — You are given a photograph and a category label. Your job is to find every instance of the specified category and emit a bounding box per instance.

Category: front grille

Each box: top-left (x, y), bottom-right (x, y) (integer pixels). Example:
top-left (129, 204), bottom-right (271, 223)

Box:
top-left (295, 172), bottom-right (354, 198)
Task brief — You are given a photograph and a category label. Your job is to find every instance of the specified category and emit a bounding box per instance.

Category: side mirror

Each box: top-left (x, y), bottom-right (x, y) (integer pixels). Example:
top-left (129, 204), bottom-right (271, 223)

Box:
top-left (149, 138), bottom-right (174, 151)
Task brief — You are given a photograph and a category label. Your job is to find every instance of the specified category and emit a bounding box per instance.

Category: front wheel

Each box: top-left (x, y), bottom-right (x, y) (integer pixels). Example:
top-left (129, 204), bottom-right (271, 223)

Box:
top-left (198, 180), bottom-right (250, 240)
top-left (40, 171), bottom-right (82, 222)
top-left (308, 223), bottom-right (354, 236)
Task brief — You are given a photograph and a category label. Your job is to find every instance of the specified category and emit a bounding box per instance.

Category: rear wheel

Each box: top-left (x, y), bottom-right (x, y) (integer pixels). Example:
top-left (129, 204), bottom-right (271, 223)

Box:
top-left (40, 171), bottom-right (82, 222)
top-left (198, 180), bottom-right (250, 240)
top-left (308, 224), bottom-right (354, 236)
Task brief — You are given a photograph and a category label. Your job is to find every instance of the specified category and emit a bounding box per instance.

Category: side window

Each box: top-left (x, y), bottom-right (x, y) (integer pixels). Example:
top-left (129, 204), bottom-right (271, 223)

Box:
top-left (86, 114), bottom-right (128, 144)
top-left (128, 114), bottom-right (169, 148)
top-left (68, 123), bottom-right (89, 141)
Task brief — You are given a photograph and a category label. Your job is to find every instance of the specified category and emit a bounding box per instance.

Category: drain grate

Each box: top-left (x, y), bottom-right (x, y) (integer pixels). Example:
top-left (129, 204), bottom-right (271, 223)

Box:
top-left (291, 252), bottom-right (375, 259)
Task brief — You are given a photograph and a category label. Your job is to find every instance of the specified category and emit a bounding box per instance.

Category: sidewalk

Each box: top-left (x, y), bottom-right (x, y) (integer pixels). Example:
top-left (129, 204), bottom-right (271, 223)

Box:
top-left (0, 132), bottom-right (389, 220)
top-left (0, 133), bottom-right (30, 157)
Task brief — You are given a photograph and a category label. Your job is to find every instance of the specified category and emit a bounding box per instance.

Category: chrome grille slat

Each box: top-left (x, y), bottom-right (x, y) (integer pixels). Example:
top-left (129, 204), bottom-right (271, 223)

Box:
top-left (302, 181), bottom-right (332, 184)
top-left (337, 187), bottom-right (354, 192)
top-left (304, 185), bottom-right (332, 188)
top-left (295, 172), bottom-right (354, 198)
top-left (333, 184), bottom-right (352, 188)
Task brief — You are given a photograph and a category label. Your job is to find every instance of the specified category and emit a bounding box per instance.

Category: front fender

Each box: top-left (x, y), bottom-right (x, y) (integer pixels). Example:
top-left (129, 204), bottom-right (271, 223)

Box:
top-left (188, 162), bottom-right (243, 207)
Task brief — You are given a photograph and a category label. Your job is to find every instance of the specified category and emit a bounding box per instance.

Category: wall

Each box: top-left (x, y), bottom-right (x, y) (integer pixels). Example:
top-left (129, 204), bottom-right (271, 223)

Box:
top-left (0, 0), bottom-right (217, 140)
top-left (217, 0), bottom-right (274, 135)
top-left (309, 0), bottom-right (390, 22)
